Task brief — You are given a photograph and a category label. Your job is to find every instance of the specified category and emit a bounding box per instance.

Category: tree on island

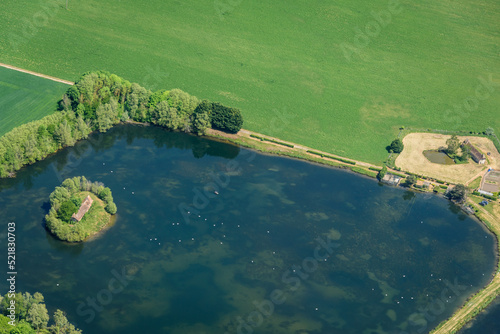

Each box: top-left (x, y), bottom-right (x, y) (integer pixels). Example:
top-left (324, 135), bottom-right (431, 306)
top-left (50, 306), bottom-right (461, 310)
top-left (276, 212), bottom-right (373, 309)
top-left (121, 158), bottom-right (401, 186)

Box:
top-left (45, 176), bottom-right (117, 242)
top-left (57, 200), bottom-right (79, 222)
top-left (389, 139), bottom-right (404, 153)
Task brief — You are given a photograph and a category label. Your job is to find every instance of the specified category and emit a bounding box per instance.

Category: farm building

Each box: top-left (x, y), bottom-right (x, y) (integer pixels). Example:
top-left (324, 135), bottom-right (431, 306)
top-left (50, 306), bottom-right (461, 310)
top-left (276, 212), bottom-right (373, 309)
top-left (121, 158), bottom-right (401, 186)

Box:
top-left (72, 195), bottom-right (93, 222)
top-left (463, 139), bottom-right (486, 164)
top-left (381, 173), bottom-right (402, 186)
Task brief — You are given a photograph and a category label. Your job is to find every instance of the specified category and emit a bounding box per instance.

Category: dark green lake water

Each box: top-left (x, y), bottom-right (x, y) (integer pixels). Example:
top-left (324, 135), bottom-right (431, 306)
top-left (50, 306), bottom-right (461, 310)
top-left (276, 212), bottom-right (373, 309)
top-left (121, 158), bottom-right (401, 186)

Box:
top-left (0, 125), bottom-right (497, 334)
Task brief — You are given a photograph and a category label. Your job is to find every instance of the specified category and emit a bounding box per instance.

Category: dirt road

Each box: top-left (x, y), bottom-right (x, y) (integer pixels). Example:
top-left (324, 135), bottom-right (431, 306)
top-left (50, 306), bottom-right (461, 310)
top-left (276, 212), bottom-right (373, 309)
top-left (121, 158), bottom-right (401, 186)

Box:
top-left (0, 62), bottom-right (74, 85)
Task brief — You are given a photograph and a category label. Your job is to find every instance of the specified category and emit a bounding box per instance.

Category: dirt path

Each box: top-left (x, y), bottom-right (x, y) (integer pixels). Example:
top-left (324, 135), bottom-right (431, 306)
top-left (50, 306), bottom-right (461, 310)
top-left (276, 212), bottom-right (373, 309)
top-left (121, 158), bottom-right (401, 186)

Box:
top-left (0, 62), bottom-right (74, 85)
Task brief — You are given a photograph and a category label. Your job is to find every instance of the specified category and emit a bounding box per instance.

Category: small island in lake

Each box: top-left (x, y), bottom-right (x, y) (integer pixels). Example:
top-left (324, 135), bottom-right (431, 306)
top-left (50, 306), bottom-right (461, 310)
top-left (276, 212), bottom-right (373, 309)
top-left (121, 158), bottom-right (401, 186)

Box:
top-left (45, 176), bottom-right (117, 242)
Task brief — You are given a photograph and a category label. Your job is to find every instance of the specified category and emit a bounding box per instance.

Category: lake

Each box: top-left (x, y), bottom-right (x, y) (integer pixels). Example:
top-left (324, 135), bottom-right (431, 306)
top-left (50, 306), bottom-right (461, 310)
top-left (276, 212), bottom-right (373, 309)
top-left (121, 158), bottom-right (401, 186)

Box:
top-left (0, 124), bottom-right (496, 334)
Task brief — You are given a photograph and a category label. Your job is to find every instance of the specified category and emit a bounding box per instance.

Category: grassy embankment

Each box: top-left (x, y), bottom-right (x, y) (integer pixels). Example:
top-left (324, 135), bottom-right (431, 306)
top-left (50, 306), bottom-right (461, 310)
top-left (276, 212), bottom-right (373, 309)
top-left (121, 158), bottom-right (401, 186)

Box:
top-left (1, 0), bottom-right (499, 163)
top-left (209, 129), bottom-right (380, 178)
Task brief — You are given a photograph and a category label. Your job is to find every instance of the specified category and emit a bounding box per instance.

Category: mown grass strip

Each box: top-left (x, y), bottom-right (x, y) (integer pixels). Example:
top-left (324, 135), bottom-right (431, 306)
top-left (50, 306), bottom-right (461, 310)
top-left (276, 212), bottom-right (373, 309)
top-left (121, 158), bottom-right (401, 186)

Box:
top-left (350, 166), bottom-right (378, 178)
top-left (250, 134), bottom-right (294, 148)
top-left (306, 150), bottom-right (356, 165)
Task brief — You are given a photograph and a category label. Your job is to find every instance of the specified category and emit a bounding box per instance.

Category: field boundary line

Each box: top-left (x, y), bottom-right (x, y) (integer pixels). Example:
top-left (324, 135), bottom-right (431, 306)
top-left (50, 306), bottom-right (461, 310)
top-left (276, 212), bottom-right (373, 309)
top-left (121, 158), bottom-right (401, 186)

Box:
top-left (0, 62), bottom-right (74, 85)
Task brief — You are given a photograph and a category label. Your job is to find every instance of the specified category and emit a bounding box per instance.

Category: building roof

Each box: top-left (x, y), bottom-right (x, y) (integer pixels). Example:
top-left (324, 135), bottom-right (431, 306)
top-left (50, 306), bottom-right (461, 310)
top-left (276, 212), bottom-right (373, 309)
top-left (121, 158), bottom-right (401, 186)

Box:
top-left (381, 173), bottom-right (402, 186)
top-left (463, 139), bottom-right (485, 162)
top-left (72, 195), bottom-right (93, 222)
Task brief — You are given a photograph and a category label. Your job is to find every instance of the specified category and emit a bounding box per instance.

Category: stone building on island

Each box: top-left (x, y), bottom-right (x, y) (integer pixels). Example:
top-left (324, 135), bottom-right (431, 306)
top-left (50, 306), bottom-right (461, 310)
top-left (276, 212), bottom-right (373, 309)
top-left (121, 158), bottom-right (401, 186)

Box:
top-left (71, 195), bottom-right (93, 222)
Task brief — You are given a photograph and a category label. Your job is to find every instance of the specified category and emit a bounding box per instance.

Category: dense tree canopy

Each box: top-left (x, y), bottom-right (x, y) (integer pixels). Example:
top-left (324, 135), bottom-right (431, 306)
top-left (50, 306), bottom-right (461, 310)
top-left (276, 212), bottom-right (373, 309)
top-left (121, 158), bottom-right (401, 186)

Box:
top-left (389, 139), bottom-right (404, 153)
top-left (446, 135), bottom-right (460, 156)
top-left (403, 174), bottom-right (417, 187)
top-left (57, 200), bottom-right (78, 222)
top-left (208, 102), bottom-right (244, 133)
top-left (377, 165), bottom-right (387, 180)
top-left (0, 292), bottom-right (81, 334)
top-left (457, 144), bottom-right (470, 162)
top-left (0, 71), bottom-right (243, 178)
top-left (26, 303), bottom-right (49, 331)
top-left (447, 184), bottom-right (467, 202)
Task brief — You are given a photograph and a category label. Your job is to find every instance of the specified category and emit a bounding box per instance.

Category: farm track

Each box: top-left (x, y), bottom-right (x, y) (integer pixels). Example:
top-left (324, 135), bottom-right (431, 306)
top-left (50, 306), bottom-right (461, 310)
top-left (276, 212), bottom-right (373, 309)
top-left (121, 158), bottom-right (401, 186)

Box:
top-left (4, 62), bottom-right (500, 334)
top-left (0, 62), bottom-right (74, 85)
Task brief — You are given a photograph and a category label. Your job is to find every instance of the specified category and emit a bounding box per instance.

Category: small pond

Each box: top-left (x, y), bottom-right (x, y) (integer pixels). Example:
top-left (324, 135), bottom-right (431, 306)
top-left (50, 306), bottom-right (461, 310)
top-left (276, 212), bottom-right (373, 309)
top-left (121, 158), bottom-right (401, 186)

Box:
top-left (423, 150), bottom-right (455, 165)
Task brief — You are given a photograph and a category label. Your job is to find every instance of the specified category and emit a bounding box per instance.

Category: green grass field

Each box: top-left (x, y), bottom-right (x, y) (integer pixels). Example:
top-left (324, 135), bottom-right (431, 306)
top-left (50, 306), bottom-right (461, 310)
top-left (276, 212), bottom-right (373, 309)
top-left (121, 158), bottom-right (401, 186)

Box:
top-left (0, 66), bottom-right (69, 136)
top-left (469, 176), bottom-right (483, 190)
top-left (0, 0), bottom-right (498, 163)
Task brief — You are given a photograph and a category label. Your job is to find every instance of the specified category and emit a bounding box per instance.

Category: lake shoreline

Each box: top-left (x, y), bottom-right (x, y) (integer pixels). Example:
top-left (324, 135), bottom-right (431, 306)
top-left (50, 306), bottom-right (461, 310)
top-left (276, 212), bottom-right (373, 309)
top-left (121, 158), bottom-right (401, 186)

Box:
top-left (1, 121), bottom-right (499, 333)
top-left (204, 127), bottom-right (500, 334)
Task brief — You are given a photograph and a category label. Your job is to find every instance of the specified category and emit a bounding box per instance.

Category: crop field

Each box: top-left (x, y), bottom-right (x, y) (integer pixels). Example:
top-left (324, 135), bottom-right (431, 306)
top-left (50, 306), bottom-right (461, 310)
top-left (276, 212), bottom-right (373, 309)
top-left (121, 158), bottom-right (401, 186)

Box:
top-left (0, 0), bottom-right (498, 163)
top-left (0, 66), bottom-right (68, 136)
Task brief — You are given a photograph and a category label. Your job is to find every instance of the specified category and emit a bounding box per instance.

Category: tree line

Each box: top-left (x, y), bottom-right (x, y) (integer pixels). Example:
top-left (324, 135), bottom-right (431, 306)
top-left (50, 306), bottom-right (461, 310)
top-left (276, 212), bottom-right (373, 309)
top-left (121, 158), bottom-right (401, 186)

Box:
top-left (0, 71), bottom-right (244, 178)
top-left (0, 291), bottom-right (81, 334)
